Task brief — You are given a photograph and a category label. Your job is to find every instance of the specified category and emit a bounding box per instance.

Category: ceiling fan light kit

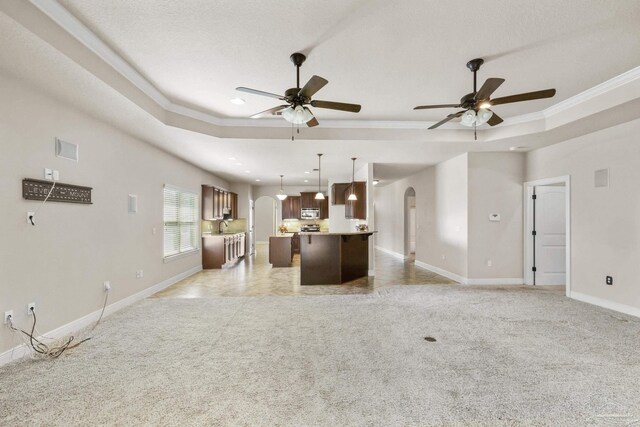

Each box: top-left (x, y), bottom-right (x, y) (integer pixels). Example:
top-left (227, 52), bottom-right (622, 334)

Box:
top-left (414, 57), bottom-right (556, 137)
top-left (237, 52), bottom-right (361, 131)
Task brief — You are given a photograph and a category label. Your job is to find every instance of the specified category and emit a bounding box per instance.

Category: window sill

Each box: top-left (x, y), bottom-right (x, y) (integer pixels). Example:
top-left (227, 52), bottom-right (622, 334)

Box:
top-left (163, 248), bottom-right (200, 263)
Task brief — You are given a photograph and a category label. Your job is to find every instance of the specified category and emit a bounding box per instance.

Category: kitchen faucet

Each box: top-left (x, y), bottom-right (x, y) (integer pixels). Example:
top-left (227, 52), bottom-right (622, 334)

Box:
top-left (218, 220), bottom-right (228, 233)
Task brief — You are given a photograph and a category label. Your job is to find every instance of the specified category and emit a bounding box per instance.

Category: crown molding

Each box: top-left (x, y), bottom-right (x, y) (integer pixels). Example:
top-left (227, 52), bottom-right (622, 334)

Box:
top-left (28, 0), bottom-right (640, 135)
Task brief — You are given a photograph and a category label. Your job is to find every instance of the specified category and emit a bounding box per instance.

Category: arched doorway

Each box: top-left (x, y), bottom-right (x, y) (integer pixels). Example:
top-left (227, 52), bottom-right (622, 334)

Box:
top-left (404, 187), bottom-right (416, 260)
top-left (254, 196), bottom-right (277, 255)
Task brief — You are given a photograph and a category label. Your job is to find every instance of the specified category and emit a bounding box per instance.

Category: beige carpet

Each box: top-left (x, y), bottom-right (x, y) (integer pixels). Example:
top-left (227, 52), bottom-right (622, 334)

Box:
top-left (1, 285), bottom-right (640, 426)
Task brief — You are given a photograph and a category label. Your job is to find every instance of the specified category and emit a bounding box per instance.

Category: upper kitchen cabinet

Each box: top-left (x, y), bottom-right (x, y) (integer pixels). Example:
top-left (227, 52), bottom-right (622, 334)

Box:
top-left (331, 183), bottom-right (350, 205)
top-left (282, 195), bottom-right (301, 220)
top-left (300, 192), bottom-right (329, 218)
top-left (300, 192), bottom-right (316, 209)
top-left (202, 185), bottom-right (238, 220)
top-left (345, 182), bottom-right (366, 220)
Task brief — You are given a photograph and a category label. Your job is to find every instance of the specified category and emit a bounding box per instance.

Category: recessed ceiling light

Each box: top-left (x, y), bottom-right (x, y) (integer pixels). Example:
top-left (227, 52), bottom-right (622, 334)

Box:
top-left (230, 98), bottom-right (245, 105)
top-left (235, 162), bottom-right (242, 166)
top-left (304, 179), bottom-right (309, 183)
top-left (509, 146), bottom-right (527, 151)
top-left (255, 179), bottom-right (261, 182)
top-left (373, 179), bottom-right (380, 185)
top-left (229, 157), bottom-right (236, 160)
top-left (245, 170), bottom-right (251, 173)
top-left (304, 171), bottom-right (310, 174)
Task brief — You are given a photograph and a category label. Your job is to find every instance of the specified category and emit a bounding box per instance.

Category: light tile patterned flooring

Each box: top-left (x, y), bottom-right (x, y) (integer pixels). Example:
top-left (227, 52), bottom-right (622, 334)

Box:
top-left (153, 244), bottom-right (455, 298)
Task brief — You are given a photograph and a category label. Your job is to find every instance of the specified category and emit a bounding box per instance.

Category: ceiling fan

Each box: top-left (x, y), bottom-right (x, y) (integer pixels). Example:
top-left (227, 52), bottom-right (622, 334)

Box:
top-left (236, 52), bottom-right (361, 129)
top-left (414, 58), bottom-right (556, 138)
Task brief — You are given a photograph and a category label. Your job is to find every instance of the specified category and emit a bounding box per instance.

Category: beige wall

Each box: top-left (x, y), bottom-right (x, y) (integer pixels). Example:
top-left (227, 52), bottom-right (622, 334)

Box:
top-left (0, 72), bottom-right (226, 355)
top-left (526, 118), bottom-right (640, 311)
top-left (467, 152), bottom-right (525, 279)
top-left (375, 154), bottom-right (469, 278)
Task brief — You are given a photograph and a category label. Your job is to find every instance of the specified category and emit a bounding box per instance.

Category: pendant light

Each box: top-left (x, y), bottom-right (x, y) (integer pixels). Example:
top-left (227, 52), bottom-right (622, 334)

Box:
top-left (276, 175), bottom-right (287, 201)
top-left (348, 157), bottom-right (358, 201)
top-left (315, 153), bottom-right (325, 200)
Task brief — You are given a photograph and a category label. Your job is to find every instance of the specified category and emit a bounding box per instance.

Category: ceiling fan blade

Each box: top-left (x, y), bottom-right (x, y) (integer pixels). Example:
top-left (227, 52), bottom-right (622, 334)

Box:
top-left (299, 75), bottom-right (328, 99)
top-left (428, 110), bottom-right (465, 130)
top-left (310, 100), bottom-right (361, 113)
top-left (413, 104), bottom-right (460, 110)
top-left (476, 78), bottom-right (505, 101)
top-left (490, 89), bottom-right (556, 106)
top-left (249, 105), bottom-right (289, 119)
top-left (306, 116), bottom-right (319, 127)
top-left (487, 111), bottom-right (503, 126)
top-left (236, 87), bottom-right (286, 100)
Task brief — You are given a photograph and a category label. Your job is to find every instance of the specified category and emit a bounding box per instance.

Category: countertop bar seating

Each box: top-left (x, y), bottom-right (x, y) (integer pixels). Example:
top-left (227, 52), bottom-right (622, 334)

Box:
top-left (299, 231), bottom-right (375, 285)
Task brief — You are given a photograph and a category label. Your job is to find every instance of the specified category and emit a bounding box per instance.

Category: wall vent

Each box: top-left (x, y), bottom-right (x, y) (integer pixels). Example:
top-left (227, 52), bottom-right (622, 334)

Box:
top-left (55, 138), bottom-right (78, 161)
top-left (594, 168), bottom-right (609, 188)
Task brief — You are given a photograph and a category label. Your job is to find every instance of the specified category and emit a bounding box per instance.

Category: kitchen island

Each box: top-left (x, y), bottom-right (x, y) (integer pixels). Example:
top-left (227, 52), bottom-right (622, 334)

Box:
top-left (299, 231), bottom-right (376, 285)
top-left (269, 233), bottom-right (294, 267)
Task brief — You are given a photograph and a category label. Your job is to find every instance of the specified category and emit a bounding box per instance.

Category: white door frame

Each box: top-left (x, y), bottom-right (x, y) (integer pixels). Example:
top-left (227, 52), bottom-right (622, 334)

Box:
top-left (523, 175), bottom-right (571, 296)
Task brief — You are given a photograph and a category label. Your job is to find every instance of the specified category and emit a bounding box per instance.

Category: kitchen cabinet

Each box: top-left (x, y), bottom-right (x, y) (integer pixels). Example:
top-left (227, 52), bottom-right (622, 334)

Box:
top-left (345, 182), bottom-right (366, 220)
top-left (331, 183), bottom-right (350, 205)
top-left (282, 196), bottom-right (301, 219)
top-left (202, 186), bottom-right (239, 220)
top-left (300, 192), bottom-right (328, 218)
top-left (291, 232), bottom-right (300, 254)
top-left (300, 192), bottom-right (316, 209)
top-left (203, 232), bottom-right (246, 269)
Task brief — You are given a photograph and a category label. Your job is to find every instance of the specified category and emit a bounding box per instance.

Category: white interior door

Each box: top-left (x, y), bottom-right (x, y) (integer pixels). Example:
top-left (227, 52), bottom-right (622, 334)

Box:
top-left (534, 186), bottom-right (566, 285)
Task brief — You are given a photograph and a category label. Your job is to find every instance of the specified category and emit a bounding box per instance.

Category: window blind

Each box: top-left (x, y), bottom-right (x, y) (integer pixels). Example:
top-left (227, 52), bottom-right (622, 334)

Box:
top-left (163, 186), bottom-right (199, 258)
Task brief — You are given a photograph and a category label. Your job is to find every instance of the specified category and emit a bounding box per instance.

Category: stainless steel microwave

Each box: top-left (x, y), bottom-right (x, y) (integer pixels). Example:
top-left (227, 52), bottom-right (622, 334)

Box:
top-left (300, 208), bottom-right (320, 219)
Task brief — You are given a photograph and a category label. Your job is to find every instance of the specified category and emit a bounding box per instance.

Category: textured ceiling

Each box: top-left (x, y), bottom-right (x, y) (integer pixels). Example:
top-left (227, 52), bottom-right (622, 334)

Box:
top-left (58, 0), bottom-right (640, 122)
top-left (1, 1), bottom-right (640, 186)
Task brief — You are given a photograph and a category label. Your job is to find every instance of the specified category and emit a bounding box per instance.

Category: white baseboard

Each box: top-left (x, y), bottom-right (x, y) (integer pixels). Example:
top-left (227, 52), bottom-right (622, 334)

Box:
top-left (570, 291), bottom-right (640, 319)
top-left (375, 246), bottom-right (408, 260)
top-left (414, 260), bottom-right (466, 284)
top-left (413, 261), bottom-right (523, 285)
top-left (0, 265), bottom-right (202, 367)
top-left (466, 278), bottom-right (524, 285)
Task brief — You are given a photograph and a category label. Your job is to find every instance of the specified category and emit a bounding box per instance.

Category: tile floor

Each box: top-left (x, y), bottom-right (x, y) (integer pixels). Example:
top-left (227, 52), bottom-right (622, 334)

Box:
top-left (153, 243), bottom-right (457, 298)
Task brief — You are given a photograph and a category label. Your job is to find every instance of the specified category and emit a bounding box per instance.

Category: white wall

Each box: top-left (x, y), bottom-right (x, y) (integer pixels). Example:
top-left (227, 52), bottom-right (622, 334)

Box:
top-left (0, 72), bottom-right (227, 355)
top-left (526, 118), bottom-right (640, 312)
top-left (467, 152), bottom-right (525, 279)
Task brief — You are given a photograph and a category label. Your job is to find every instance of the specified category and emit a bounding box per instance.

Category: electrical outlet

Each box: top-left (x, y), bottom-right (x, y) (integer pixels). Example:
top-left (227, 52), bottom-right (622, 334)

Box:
top-left (53, 170), bottom-right (60, 181)
top-left (4, 310), bottom-right (13, 325)
top-left (27, 302), bottom-right (36, 315)
top-left (44, 168), bottom-right (53, 180)
top-left (136, 270), bottom-right (144, 279)
top-left (27, 211), bottom-right (35, 225)
top-left (104, 281), bottom-right (111, 291)
top-left (606, 276), bottom-right (613, 285)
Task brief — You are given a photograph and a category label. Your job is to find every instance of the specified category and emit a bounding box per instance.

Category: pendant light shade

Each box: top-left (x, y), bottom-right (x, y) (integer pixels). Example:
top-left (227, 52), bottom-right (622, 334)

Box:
top-left (276, 174), bottom-right (287, 201)
top-left (315, 153), bottom-right (325, 200)
top-left (348, 157), bottom-right (358, 201)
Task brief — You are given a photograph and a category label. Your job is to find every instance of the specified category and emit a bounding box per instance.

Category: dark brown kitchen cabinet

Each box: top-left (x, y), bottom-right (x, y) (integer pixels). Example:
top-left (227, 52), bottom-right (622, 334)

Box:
top-left (282, 196), bottom-right (301, 219)
top-left (345, 181), bottom-right (366, 220)
top-left (319, 197), bottom-right (329, 219)
top-left (202, 186), bottom-right (239, 220)
top-left (331, 183), bottom-right (350, 205)
top-left (300, 192), bottom-right (316, 209)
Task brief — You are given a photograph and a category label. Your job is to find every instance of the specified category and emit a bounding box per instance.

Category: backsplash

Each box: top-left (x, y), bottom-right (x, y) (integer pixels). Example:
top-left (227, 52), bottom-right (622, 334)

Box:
top-left (281, 219), bottom-right (330, 232)
top-left (202, 218), bottom-right (248, 234)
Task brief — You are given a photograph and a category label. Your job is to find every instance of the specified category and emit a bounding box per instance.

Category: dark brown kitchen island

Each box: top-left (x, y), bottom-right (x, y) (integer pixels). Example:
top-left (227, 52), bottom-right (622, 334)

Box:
top-left (299, 231), bottom-right (376, 285)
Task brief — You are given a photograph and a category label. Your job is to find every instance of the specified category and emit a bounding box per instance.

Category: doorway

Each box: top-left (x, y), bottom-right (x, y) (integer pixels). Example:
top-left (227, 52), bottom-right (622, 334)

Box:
top-left (524, 176), bottom-right (571, 295)
top-left (254, 196), bottom-right (277, 246)
top-left (404, 187), bottom-right (416, 261)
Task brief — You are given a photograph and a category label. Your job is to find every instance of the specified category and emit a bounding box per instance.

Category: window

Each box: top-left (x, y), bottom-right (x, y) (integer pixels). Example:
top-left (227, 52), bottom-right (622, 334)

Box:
top-left (163, 185), bottom-right (199, 259)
